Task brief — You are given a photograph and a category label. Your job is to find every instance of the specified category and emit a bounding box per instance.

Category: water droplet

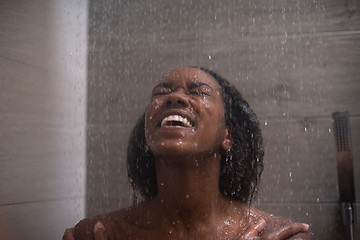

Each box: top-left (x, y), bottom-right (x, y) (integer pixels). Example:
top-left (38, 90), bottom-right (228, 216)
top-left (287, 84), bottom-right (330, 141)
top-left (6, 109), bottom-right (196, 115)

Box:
top-left (316, 198), bottom-right (320, 202)
top-left (289, 172), bottom-right (292, 177)
top-left (208, 55), bottom-right (212, 60)
top-left (264, 121), bottom-right (268, 126)
top-left (186, 194), bottom-right (189, 198)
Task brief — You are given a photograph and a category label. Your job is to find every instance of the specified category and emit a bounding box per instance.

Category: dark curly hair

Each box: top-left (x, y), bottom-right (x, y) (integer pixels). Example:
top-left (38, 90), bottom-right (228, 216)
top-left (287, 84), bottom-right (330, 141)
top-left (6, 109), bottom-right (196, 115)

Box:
top-left (127, 67), bottom-right (264, 204)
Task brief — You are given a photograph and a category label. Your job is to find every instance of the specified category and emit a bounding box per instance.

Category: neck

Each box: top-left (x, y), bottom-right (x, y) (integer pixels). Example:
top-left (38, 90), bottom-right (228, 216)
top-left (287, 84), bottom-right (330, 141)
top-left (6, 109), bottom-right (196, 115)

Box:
top-left (154, 151), bottom-right (229, 227)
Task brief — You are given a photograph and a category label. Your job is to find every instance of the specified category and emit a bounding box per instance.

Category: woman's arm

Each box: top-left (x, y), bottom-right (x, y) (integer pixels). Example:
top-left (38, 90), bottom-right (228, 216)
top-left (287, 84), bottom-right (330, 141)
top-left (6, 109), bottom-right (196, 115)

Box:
top-left (62, 221), bottom-right (111, 240)
top-left (238, 219), bottom-right (310, 240)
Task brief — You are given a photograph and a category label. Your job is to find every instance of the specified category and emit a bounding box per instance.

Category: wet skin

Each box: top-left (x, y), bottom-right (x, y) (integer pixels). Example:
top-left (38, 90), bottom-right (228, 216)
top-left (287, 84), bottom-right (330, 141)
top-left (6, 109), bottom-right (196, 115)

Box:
top-left (64, 67), bottom-right (310, 240)
top-left (145, 67), bottom-right (230, 161)
top-left (65, 204), bottom-right (310, 240)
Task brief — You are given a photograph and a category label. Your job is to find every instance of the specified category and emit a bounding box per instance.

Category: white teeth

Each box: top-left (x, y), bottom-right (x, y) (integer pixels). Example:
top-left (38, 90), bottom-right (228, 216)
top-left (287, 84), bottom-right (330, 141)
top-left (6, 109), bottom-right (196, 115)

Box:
top-left (161, 115), bottom-right (192, 127)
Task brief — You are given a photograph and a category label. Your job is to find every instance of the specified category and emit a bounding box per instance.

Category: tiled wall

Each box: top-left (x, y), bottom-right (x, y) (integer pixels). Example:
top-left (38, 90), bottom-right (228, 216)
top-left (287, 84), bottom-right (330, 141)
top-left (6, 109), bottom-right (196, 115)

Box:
top-left (86, 0), bottom-right (360, 239)
top-left (0, 0), bottom-right (87, 239)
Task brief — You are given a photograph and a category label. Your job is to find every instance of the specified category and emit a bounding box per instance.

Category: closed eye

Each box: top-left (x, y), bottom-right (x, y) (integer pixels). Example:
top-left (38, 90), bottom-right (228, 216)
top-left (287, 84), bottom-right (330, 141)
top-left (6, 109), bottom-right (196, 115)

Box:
top-left (189, 90), bottom-right (210, 96)
top-left (188, 81), bottom-right (212, 96)
top-left (152, 87), bottom-right (171, 96)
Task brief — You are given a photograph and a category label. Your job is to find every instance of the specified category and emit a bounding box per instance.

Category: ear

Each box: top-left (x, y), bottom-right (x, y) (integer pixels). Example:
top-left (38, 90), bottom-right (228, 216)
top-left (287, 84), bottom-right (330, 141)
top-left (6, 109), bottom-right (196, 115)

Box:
top-left (221, 127), bottom-right (232, 151)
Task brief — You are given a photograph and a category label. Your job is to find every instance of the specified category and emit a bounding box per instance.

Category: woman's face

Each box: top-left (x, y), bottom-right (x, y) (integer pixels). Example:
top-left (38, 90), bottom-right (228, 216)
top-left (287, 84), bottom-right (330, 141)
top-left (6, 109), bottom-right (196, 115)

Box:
top-left (145, 67), bottom-right (230, 159)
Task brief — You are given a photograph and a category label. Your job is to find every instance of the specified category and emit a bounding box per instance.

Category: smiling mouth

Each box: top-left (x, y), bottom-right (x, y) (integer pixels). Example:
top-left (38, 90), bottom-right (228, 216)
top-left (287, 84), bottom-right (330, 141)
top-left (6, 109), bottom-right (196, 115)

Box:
top-left (161, 115), bottom-right (193, 128)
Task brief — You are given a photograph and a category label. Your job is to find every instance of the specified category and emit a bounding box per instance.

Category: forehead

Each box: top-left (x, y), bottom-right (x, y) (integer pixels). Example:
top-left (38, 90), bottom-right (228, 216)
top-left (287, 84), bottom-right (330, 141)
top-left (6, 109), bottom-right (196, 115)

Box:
top-left (161, 67), bottom-right (220, 89)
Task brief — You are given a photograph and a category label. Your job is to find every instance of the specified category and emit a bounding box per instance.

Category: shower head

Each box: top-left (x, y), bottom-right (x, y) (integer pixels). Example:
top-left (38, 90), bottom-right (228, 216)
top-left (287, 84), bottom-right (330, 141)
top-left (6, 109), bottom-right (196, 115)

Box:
top-left (332, 111), bottom-right (356, 240)
top-left (332, 111), bottom-right (355, 203)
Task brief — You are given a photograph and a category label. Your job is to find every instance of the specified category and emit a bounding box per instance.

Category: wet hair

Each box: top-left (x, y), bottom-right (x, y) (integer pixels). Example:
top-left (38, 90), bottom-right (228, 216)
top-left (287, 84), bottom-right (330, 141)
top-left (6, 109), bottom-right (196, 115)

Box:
top-left (127, 67), bottom-right (264, 204)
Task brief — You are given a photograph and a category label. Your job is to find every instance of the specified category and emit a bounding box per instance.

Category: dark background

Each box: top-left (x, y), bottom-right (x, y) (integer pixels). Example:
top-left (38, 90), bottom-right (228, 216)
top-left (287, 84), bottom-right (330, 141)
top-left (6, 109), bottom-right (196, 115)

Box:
top-left (86, 1), bottom-right (360, 239)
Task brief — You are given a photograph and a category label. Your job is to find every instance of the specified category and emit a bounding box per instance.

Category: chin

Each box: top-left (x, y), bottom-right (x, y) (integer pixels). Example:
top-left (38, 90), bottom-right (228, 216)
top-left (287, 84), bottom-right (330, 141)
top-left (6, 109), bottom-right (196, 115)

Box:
top-left (151, 141), bottom-right (196, 158)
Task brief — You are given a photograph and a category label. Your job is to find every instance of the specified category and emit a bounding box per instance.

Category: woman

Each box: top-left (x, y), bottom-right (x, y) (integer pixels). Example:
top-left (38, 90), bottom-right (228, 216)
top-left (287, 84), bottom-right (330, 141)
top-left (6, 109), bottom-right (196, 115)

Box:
top-left (64, 67), bottom-right (310, 239)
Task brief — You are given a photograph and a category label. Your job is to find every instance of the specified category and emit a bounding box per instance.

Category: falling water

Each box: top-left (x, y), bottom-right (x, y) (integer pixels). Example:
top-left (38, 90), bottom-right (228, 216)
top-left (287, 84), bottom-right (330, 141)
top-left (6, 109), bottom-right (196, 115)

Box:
top-left (85, 1), bottom-right (360, 239)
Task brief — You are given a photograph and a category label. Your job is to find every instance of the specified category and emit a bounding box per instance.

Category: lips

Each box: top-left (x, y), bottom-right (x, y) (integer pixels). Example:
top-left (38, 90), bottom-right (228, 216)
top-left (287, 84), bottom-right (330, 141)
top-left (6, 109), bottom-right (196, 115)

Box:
top-left (158, 110), bottom-right (195, 129)
top-left (161, 115), bottom-right (193, 128)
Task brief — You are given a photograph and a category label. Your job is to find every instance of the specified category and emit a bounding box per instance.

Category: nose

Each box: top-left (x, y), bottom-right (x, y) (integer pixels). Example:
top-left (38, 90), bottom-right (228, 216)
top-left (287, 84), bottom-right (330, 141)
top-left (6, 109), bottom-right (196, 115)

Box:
top-left (166, 90), bottom-right (189, 107)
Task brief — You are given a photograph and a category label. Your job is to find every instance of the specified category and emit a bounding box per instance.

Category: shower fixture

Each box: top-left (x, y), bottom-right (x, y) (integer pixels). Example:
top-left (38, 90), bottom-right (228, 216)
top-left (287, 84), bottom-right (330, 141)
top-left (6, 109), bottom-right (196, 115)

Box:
top-left (332, 111), bottom-right (356, 240)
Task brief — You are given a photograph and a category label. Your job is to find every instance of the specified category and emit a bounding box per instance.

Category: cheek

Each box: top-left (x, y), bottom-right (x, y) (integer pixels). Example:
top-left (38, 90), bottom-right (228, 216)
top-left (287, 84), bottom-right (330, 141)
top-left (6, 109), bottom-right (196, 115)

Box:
top-left (145, 98), bottom-right (166, 137)
top-left (199, 97), bottom-right (225, 122)
top-left (202, 103), bottom-right (226, 139)
top-left (146, 97), bottom-right (164, 122)
top-left (198, 96), bottom-right (211, 109)
top-left (149, 98), bottom-right (162, 112)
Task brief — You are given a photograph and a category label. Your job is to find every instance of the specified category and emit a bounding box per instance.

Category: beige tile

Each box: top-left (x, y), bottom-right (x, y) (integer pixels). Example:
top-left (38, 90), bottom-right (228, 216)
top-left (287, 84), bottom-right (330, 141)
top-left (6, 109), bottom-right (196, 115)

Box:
top-left (0, 0), bottom-right (87, 210)
top-left (0, 151), bottom-right (85, 205)
top-left (0, 198), bottom-right (85, 240)
top-left (0, 0), bottom-right (87, 73)
top-left (0, 58), bottom-right (86, 204)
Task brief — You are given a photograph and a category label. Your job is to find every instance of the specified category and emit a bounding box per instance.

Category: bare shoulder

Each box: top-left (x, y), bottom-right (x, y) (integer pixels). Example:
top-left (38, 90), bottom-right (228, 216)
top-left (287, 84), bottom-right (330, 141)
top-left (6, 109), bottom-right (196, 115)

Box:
top-left (72, 202), bottom-right (155, 240)
top-left (249, 207), bottom-right (311, 240)
top-left (72, 209), bottom-right (125, 240)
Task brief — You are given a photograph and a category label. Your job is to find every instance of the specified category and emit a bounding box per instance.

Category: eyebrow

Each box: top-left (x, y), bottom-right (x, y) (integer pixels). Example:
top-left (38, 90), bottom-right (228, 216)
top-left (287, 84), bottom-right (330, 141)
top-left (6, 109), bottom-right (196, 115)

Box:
top-left (152, 81), bottom-right (213, 91)
top-left (152, 82), bottom-right (172, 90)
top-left (189, 81), bottom-right (213, 91)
